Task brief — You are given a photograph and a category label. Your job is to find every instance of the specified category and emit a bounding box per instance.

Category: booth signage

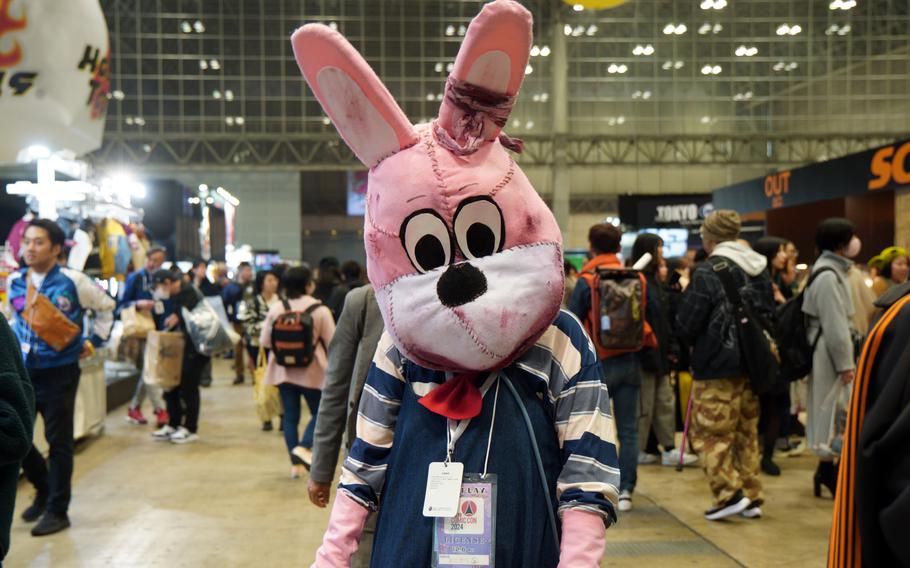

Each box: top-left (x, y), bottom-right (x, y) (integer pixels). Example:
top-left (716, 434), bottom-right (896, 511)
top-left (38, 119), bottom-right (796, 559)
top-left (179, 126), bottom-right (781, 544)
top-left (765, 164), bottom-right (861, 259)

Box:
top-left (0, 0), bottom-right (109, 164)
top-left (714, 138), bottom-right (910, 213)
top-left (618, 194), bottom-right (713, 228)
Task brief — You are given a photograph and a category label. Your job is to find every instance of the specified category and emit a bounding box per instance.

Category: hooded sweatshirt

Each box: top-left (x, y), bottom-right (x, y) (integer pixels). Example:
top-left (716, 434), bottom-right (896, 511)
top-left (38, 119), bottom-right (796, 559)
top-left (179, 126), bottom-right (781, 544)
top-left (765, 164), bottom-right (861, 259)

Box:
top-left (676, 241), bottom-right (776, 380)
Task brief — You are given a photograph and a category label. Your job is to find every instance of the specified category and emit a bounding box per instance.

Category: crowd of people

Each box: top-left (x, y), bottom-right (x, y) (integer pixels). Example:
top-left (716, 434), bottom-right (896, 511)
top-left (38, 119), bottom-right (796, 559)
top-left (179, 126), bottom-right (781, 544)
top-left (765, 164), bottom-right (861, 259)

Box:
top-left (1, 210), bottom-right (908, 564)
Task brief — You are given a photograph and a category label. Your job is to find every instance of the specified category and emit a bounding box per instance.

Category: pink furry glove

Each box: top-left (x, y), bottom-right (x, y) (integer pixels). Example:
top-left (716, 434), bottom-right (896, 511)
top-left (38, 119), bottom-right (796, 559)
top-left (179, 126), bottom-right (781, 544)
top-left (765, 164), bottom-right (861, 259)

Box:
top-left (557, 509), bottom-right (606, 568)
top-left (311, 491), bottom-right (370, 568)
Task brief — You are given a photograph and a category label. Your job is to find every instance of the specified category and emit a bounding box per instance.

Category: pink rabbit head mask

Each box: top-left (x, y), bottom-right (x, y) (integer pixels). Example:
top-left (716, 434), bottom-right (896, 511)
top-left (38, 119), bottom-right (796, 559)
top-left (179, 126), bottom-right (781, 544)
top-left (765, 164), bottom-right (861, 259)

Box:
top-left (292, 0), bottom-right (564, 372)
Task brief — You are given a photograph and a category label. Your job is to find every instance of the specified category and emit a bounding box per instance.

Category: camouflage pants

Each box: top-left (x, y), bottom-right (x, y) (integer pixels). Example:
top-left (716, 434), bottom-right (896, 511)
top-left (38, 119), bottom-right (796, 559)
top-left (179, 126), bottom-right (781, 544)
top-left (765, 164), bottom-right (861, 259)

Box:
top-left (689, 376), bottom-right (764, 506)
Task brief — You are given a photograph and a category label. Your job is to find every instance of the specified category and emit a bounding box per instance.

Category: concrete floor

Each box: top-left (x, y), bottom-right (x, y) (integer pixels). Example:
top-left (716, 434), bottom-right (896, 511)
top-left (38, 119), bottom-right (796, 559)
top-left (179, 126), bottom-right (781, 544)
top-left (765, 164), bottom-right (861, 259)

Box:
top-left (8, 360), bottom-right (833, 567)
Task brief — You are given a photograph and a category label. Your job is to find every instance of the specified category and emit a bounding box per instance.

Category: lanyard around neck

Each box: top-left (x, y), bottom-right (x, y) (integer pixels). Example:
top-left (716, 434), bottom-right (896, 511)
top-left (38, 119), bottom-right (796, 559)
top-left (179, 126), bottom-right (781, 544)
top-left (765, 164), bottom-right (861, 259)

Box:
top-left (445, 372), bottom-right (501, 478)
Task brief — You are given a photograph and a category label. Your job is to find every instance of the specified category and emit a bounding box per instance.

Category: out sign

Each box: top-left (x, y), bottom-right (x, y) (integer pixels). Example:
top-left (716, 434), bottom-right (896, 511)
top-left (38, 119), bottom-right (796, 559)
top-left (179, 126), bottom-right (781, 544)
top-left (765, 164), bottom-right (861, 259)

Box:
top-left (764, 171), bottom-right (791, 208)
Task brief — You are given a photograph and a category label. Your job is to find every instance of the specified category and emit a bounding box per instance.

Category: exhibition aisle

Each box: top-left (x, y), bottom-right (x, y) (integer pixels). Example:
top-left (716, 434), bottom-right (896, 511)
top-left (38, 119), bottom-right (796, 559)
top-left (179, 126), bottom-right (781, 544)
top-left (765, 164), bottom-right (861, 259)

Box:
top-left (8, 360), bottom-right (831, 568)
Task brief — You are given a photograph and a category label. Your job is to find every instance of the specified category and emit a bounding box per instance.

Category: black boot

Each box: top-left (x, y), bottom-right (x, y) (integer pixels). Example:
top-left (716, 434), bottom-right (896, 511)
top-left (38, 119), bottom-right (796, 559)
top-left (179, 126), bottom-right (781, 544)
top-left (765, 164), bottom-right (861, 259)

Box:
top-left (31, 511), bottom-right (70, 536)
top-left (814, 460), bottom-right (837, 498)
top-left (761, 443), bottom-right (781, 476)
top-left (21, 493), bottom-right (47, 523)
top-left (761, 455), bottom-right (781, 476)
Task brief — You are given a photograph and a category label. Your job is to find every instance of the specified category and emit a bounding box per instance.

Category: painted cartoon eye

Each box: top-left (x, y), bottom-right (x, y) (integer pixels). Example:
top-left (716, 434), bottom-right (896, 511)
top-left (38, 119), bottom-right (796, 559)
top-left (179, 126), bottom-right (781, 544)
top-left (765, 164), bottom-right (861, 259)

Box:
top-left (401, 210), bottom-right (452, 273)
top-left (453, 197), bottom-right (505, 260)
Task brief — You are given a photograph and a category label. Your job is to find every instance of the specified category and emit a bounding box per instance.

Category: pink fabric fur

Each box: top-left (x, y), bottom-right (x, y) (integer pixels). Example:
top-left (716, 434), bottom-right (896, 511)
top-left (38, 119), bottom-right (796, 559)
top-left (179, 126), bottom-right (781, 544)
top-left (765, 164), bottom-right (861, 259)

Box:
top-left (291, 0), bottom-right (564, 373)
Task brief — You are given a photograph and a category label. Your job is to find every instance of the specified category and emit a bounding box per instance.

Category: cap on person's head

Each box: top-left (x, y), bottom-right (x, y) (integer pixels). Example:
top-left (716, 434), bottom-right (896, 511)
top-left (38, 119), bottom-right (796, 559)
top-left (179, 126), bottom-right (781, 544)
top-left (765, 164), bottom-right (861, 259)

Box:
top-left (151, 268), bottom-right (179, 285)
top-left (700, 210), bottom-right (741, 243)
top-left (868, 246), bottom-right (909, 270)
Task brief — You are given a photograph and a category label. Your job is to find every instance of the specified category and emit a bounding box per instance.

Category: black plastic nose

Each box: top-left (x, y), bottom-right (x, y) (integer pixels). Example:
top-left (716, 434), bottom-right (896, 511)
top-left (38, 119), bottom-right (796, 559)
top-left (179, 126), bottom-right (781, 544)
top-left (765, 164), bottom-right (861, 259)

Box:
top-left (437, 263), bottom-right (487, 308)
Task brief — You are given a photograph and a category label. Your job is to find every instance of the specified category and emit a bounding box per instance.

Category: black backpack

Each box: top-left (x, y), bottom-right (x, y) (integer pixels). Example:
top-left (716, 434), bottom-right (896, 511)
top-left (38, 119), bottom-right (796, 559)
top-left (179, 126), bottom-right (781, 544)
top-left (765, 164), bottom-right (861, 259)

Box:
top-left (270, 300), bottom-right (322, 368)
top-left (774, 267), bottom-right (836, 382)
top-left (710, 257), bottom-right (780, 396)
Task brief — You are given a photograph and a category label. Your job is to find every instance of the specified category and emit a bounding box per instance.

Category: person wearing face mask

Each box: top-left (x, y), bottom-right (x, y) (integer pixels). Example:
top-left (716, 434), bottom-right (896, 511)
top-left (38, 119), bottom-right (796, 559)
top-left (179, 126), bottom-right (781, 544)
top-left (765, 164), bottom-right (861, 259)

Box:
top-left (118, 246), bottom-right (171, 428)
top-left (149, 269), bottom-right (211, 444)
top-left (801, 218), bottom-right (861, 499)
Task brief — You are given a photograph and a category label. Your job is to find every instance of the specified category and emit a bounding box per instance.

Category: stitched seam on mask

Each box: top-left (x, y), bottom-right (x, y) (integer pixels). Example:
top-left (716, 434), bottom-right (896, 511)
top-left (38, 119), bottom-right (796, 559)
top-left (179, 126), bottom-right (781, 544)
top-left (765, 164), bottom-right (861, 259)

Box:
top-left (489, 157), bottom-right (516, 197)
top-left (445, 307), bottom-right (504, 360)
top-left (372, 138), bottom-right (419, 169)
top-left (365, 195), bottom-right (399, 238)
top-left (424, 131), bottom-right (453, 216)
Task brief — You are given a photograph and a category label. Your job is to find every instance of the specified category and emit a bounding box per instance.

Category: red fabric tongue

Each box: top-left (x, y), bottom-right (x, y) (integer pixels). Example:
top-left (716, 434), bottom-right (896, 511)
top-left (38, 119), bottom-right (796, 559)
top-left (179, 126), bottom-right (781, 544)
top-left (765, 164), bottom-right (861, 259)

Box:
top-left (418, 372), bottom-right (483, 420)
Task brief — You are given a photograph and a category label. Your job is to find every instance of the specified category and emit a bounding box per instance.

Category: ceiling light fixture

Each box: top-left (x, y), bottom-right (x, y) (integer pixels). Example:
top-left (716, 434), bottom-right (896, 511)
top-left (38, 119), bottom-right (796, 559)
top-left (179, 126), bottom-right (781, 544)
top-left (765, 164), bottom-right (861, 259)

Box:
top-left (193, 20), bottom-right (205, 33)
top-left (445, 25), bottom-right (455, 37)
top-left (663, 23), bottom-right (687, 35)
top-left (735, 45), bottom-right (759, 57)
top-left (180, 21), bottom-right (192, 33)
top-left (212, 90), bottom-right (221, 99)
top-left (632, 44), bottom-right (655, 56)
top-left (531, 45), bottom-right (541, 57)
top-left (224, 90), bottom-right (234, 101)
top-left (776, 23), bottom-right (802, 36)
top-left (573, 3), bottom-right (584, 11)
top-left (733, 91), bottom-right (754, 101)
top-left (587, 25), bottom-right (598, 36)
top-left (701, 64), bottom-right (722, 75)
top-left (525, 64), bottom-right (533, 75)
top-left (540, 45), bottom-right (551, 57)
top-left (607, 63), bottom-right (628, 74)
top-left (700, 0), bottom-right (727, 10)
top-left (210, 59), bottom-right (221, 70)
top-left (829, 0), bottom-right (856, 9)
top-left (199, 60), bottom-right (208, 70)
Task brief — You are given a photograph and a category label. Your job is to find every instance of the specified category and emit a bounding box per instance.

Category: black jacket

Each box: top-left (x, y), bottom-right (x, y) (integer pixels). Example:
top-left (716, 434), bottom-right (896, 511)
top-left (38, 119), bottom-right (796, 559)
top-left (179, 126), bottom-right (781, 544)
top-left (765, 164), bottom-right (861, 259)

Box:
top-left (675, 253), bottom-right (775, 380)
top-left (0, 316), bottom-right (35, 562)
top-left (638, 272), bottom-right (674, 376)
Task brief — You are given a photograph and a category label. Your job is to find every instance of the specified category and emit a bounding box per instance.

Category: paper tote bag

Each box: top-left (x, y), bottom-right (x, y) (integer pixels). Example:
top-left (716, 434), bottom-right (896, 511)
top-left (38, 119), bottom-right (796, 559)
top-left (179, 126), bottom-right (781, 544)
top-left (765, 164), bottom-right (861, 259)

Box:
top-left (121, 305), bottom-right (156, 339)
top-left (142, 331), bottom-right (185, 390)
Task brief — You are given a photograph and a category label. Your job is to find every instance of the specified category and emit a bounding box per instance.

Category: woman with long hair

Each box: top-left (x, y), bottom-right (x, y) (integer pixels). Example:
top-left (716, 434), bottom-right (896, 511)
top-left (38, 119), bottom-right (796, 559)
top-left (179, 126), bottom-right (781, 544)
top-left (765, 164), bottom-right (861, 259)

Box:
top-left (631, 234), bottom-right (696, 468)
top-left (753, 236), bottom-right (795, 476)
top-left (239, 270), bottom-right (282, 430)
top-left (260, 266), bottom-right (336, 478)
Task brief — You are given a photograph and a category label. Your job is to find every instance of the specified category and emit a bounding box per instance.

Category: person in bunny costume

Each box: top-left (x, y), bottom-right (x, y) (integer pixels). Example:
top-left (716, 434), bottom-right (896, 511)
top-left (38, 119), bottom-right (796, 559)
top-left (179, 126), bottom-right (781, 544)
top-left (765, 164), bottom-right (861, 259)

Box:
top-left (292, 2), bottom-right (619, 566)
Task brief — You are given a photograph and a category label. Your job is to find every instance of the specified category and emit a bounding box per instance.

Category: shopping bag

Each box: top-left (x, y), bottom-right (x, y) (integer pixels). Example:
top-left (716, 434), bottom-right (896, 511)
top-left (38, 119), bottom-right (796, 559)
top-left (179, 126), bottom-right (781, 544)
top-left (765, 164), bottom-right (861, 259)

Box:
top-left (142, 331), bottom-right (185, 390)
top-left (819, 381), bottom-right (851, 456)
top-left (22, 277), bottom-right (81, 352)
top-left (182, 300), bottom-right (238, 356)
top-left (253, 348), bottom-right (282, 422)
top-left (121, 305), bottom-right (156, 338)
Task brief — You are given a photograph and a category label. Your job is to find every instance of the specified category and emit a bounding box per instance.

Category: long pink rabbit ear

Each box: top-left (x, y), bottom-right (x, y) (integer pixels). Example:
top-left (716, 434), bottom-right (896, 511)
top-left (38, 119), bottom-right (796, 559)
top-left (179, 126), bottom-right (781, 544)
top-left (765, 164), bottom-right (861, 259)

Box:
top-left (437, 0), bottom-right (532, 144)
top-left (291, 24), bottom-right (418, 168)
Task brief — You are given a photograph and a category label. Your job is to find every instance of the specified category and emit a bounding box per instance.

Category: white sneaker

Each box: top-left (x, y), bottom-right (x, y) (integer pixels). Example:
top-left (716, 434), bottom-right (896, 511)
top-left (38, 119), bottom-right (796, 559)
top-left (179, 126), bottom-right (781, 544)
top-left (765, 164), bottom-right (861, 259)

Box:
top-left (741, 502), bottom-right (762, 519)
top-left (617, 491), bottom-right (633, 512)
top-left (638, 452), bottom-right (659, 465)
top-left (169, 427), bottom-right (199, 444)
top-left (152, 425), bottom-right (175, 441)
top-left (662, 449), bottom-right (698, 467)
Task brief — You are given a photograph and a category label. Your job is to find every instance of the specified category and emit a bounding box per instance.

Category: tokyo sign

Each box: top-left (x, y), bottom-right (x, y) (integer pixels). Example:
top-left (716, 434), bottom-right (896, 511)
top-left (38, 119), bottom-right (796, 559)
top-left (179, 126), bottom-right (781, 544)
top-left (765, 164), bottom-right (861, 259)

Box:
top-left (0, 0), bottom-right (109, 164)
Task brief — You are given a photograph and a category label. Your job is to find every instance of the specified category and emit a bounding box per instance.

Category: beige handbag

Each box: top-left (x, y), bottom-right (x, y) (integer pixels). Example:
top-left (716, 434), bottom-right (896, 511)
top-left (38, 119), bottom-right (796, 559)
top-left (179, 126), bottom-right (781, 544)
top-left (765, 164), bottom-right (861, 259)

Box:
top-left (121, 305), bottom-right (156, 338)
top-left (22, 275), bottom-right (81, 352)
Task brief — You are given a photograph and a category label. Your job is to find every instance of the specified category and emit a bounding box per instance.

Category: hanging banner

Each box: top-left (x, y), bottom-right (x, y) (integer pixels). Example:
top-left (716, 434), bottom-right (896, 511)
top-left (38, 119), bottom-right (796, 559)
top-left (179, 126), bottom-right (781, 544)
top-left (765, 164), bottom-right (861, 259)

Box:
top-left (618, 193), bottom-right (713, 228)
top-left (0, 0), bottom-right (110, 164)
top-left (713, 138), bottom-right (910, 214)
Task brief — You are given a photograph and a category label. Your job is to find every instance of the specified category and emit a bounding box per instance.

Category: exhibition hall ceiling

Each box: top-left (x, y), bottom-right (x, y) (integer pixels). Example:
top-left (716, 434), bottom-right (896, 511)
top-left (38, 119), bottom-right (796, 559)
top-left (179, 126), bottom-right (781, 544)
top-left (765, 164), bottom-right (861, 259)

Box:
top-left (98, 0), bottom-right (909, 164)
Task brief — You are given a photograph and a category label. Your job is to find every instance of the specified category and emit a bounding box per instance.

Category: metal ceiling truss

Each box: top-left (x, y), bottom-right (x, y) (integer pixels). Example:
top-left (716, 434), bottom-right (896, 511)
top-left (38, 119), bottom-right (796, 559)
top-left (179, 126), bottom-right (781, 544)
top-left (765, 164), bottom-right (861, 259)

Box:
top-left (90, 132), bottom-right (902, 171)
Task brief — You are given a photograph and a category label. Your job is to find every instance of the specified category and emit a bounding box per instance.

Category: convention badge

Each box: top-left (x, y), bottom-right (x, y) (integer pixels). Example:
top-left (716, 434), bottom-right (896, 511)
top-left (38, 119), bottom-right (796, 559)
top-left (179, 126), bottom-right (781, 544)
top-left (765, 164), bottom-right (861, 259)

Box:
top-left (20, 342), bottom-right (31, 359)
top-left (154, 301), bottom-right (165, 315)
top-left (432, 473), bottom-right (497, 568)
top-left (423, 461), bottom-right (464, 518)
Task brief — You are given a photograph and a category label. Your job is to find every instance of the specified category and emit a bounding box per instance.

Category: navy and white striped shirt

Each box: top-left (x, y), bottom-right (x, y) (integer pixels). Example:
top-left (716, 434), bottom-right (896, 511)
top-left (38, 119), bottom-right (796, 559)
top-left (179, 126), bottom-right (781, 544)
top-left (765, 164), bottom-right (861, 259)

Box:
top-left (339, 309), bottom-right (620, 524)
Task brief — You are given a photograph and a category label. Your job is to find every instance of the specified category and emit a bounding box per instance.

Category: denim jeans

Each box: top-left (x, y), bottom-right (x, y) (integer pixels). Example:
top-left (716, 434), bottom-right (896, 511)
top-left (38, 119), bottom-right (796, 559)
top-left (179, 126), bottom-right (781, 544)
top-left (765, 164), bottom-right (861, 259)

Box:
top-left (601, 354), bottom-right (641, 494)
top-left (278, 383), bottom-right (322, 461)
